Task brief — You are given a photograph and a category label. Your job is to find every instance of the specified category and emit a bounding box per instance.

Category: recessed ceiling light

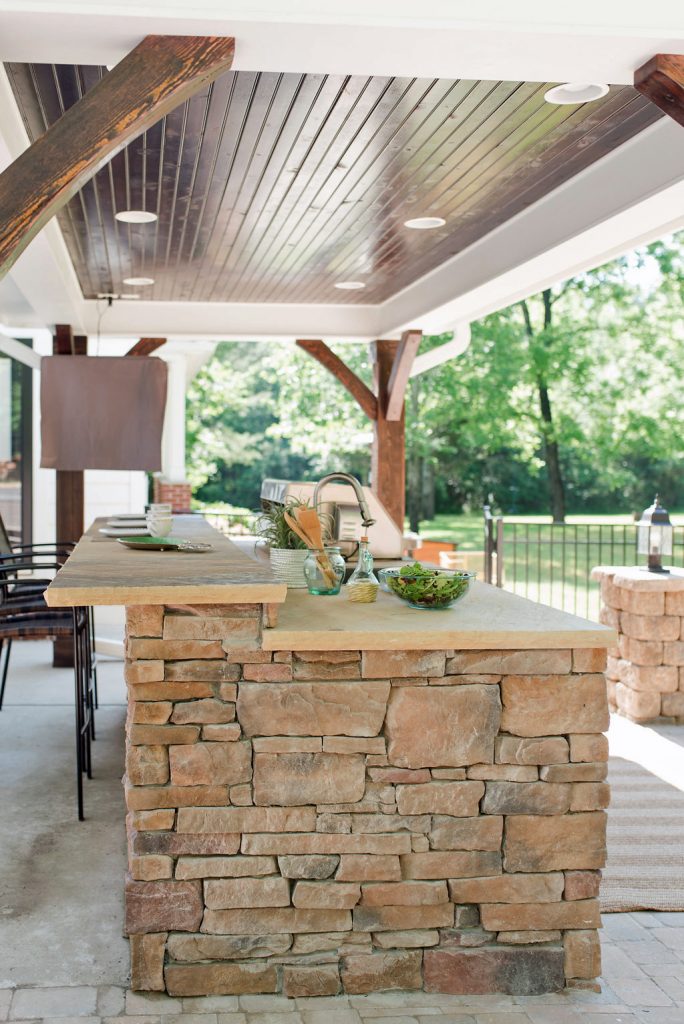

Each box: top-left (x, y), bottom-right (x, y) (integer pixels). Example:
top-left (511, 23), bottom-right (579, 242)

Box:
top-left (334, 281), bottom-right (366, 290)
top-left (403, 216), bottom-right (446, 230)
top-left (544, 83), bottom-right (609, 105)
top-left (115, 210), bottom-right (158, 224)
top-left (123, 277), bottom-right (155, 287)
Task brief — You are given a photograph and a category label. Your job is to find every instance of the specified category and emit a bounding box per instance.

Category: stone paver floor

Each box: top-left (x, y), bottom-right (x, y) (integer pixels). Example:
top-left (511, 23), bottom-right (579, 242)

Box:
top-left (1, 912), bottom-right (683, 1024)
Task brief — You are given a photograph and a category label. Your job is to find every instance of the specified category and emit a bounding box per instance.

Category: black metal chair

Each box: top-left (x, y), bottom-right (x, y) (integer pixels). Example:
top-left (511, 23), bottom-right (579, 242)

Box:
top-left (0, 552), bottom-right (96, 820)
top-left (0, 510), bottom-right (98, 715)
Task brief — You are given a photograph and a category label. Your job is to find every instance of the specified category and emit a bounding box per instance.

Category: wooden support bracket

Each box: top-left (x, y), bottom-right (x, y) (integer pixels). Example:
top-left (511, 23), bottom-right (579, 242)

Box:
top-left (635, 54), bottom-right (684, 128)
top-left (0, 35), bottom-right (235, 279)
top-left (296, 339), bottom-right (378, 420)
top-left (385, 329), bottom-right (422, 421)
top-left (127, 338), bottom-right (167, 357)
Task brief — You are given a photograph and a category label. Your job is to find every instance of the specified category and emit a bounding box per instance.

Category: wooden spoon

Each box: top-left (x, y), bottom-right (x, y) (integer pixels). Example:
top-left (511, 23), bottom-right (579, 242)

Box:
top-left (295, 506), bottom-right (326, 549)
top-left (295, 506), bottom-right (337, 587)
top-left (283, 510), bottom-right (313, 548)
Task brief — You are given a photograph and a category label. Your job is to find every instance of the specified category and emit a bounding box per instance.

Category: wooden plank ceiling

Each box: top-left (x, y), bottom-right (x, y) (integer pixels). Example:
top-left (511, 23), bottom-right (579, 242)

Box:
top-left (5, 64), bottom-right (661, 305)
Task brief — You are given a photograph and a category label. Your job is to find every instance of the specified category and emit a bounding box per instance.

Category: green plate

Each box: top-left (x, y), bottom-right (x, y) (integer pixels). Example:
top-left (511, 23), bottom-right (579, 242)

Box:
top-left (116, 536), bottom-right (212, 552)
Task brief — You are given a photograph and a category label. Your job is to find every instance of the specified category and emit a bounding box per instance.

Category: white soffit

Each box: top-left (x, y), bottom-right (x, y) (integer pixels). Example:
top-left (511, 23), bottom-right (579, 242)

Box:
top-left (0, 2), bottom-right (682, 83)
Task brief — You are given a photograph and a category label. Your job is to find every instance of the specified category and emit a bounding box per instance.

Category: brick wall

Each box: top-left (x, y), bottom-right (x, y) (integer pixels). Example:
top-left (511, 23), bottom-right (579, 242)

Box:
top-left (594, 567), bottom-right (684, 722)
top-left (152, 478), bottom-right (193, 513)
top-left (124, 602), bottom-right (609, 998)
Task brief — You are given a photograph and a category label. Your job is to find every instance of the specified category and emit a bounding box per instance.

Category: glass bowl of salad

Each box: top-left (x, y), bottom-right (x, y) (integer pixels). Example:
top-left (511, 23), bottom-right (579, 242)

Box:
top-left (378, 562), bottom-right (475, 610)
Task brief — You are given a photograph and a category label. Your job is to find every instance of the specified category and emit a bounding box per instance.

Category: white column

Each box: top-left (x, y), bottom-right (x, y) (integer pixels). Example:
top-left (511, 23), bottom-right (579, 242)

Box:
top-left (161, 355), bottom-right (187, 482)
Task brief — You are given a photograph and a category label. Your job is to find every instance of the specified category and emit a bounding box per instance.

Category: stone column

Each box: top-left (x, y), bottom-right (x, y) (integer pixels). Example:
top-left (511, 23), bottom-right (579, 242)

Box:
top-left (592, 566), bottom-right (684, 722)
top-left (123, 607), bottom-right (609, 998)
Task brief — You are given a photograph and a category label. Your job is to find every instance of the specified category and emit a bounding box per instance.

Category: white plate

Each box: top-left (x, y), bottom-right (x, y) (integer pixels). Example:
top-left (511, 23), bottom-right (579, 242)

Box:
top-left (100, 526), bottom-right (150, 537)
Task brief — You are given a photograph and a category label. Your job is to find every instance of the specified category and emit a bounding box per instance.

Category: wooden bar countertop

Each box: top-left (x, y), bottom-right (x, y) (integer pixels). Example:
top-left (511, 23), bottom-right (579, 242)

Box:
top-left (45, 516), bottom-right (287, 607)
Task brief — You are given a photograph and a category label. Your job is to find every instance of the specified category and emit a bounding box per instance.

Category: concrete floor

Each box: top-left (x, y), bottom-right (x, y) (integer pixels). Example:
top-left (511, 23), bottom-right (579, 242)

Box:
top-left (0, 640), bottom-right (129, 988)
top-left (1, 642), bottom-right (684, 1024)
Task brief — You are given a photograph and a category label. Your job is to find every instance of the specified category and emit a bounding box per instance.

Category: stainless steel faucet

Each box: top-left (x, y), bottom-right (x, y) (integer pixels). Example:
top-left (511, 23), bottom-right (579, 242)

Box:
top-left (313, 472), bottom-right (376, 529)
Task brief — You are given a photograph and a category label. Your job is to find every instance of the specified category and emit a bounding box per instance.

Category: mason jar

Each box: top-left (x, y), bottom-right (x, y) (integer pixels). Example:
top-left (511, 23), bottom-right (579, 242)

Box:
top-left (303, 546), bottom-right (345, 595)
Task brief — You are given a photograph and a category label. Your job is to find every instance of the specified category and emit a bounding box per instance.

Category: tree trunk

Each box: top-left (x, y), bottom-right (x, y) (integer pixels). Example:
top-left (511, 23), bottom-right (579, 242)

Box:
top-left (422, 460), bottom-right (435, 520)
top-left (537, 381), bottom-right (566, 523)
top-left (520, 294), bottom-right (566, 523)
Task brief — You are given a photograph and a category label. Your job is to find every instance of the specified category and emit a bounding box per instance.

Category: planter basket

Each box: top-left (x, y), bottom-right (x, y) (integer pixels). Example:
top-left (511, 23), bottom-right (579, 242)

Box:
top-left (269, 548), bottom-right (308, 589)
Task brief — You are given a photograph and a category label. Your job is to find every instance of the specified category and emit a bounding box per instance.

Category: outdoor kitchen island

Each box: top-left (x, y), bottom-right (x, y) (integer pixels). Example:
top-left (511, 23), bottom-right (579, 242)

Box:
top-left (46, 518), bottom-right (614, 999)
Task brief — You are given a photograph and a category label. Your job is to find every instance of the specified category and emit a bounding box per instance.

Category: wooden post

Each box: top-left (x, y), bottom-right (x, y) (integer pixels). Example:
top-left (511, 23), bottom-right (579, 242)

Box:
top-left (371, 339), bottom-right (405, 531)
top-left (297, 334), bottom-right (421, 532)
top-left (52, 325), bottom-right (87, 667)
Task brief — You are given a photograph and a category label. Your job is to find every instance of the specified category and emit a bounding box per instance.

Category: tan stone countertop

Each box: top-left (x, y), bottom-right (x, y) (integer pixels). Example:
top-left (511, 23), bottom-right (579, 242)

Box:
top-left (263, 581), bottom-right (615, 651)
top-left (45, 516), bottom-right (287, 607)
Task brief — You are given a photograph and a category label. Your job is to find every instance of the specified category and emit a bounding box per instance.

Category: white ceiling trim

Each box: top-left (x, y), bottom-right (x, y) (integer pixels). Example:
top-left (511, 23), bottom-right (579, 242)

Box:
top-left (0, 2), bottom-right (682, 83)
top-left (79, 299), bottom-right (382, 342)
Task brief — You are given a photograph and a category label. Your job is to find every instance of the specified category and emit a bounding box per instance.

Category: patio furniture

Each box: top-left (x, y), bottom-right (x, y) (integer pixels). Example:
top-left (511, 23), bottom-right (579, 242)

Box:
top-left (0, 551), bottom-right (97, 820)
top-left (0, 511), bottom-right (98, 713)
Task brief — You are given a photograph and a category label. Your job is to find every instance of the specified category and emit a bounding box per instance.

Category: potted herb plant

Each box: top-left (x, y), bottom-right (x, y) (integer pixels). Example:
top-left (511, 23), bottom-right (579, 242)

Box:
top-left (257, 499), bottom-right (309, 588)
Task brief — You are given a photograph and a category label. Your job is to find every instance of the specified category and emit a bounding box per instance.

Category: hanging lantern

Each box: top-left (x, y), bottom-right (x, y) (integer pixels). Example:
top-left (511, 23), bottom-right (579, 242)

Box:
top-left (637, 495), bottom-right (673, 573)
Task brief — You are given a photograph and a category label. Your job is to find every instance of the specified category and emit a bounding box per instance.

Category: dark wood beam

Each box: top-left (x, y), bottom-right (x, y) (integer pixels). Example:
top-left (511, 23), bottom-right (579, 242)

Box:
top-left (127, 337), bottom-right (167, 357)
top-left (296, 339), bottom-right (378, 420)
top-left (371, 340), bottom-right (405, 531)
top-left (385, 329), bottom-right (422, 422)
top-left (0, 35), bottom-right (235, 279)
top-left (635, 54), bottom-right (684, 128)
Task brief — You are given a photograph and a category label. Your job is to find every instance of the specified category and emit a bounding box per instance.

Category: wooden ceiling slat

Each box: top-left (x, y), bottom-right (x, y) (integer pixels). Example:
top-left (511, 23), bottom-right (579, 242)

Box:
top-left (184, 71), bottom-right (290, 302)
top-left (285, 80), bottom-right (535, 304)
top-left (223, 75), bottom-right (380, 302)
top-left (195, 73), bottom-right (309, 292)
top-left (195, 73), bottom-right (342, 302)
top-left (184, 70), bottom-right (268, 301)
top-left (264, 79), bottom-right (532, 303)
top-left (4, 63), bottom-right (661, 306)
top-left (238, 76), bottom-right (455, 302)
top-left (298, 84), bottom-right (651, 303)
top-left (195, 74), bottom-right (342, 302)
top-left (318, 88), bottom-right (577, 296)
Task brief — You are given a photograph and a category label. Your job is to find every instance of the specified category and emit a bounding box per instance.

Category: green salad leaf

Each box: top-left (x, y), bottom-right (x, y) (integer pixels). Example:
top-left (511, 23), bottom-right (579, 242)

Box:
top-left (386, 562), bottom-right (471, 608)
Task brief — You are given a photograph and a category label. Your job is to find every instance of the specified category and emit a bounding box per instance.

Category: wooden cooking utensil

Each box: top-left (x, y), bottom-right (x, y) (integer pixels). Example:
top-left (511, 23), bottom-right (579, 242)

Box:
top-left (283, 510), bottom-right (313, 548)
top-left (294, 506), bottom-right (337, 587)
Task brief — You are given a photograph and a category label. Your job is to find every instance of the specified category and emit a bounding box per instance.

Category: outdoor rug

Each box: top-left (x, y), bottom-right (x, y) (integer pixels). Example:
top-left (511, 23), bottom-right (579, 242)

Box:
top-left (600, 756), bottom-right (684, 912)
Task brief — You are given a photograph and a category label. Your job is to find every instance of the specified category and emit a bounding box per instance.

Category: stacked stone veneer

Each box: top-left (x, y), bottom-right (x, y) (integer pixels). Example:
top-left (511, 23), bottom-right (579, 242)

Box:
top-left (123, 601), bottom-right (609, 999)
top-left (594, 567), bottom-right (684, 722)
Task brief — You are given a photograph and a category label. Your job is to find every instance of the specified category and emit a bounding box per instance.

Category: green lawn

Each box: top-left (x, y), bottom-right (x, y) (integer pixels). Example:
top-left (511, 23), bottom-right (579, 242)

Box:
top-left (414, 511), bottom-right (684, 620)
top-left (416, 511), bottom-right (684, 550)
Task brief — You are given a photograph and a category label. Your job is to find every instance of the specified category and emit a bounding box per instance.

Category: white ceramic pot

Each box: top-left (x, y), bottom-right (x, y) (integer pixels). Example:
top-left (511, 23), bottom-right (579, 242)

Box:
top-left (269, 548), bottom-right (308, 588)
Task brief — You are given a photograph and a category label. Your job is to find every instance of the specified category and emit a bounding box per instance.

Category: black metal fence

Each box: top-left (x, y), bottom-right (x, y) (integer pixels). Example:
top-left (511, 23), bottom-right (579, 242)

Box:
top-left (483, 506), bottom-right (684, 621)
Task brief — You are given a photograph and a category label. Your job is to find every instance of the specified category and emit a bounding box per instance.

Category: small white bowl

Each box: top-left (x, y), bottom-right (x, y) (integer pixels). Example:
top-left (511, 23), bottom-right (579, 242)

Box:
top-left (147, 516), bottom-right (173, 537)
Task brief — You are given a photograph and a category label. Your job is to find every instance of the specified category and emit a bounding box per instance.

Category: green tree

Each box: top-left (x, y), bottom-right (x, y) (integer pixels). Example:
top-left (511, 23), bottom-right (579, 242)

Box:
top-left (186, 232), bottom-right (684, 521)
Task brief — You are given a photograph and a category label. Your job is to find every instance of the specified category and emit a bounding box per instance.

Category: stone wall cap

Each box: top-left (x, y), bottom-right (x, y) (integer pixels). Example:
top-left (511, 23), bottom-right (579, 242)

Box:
top-left (592, 566), bottom-right (684, 591)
